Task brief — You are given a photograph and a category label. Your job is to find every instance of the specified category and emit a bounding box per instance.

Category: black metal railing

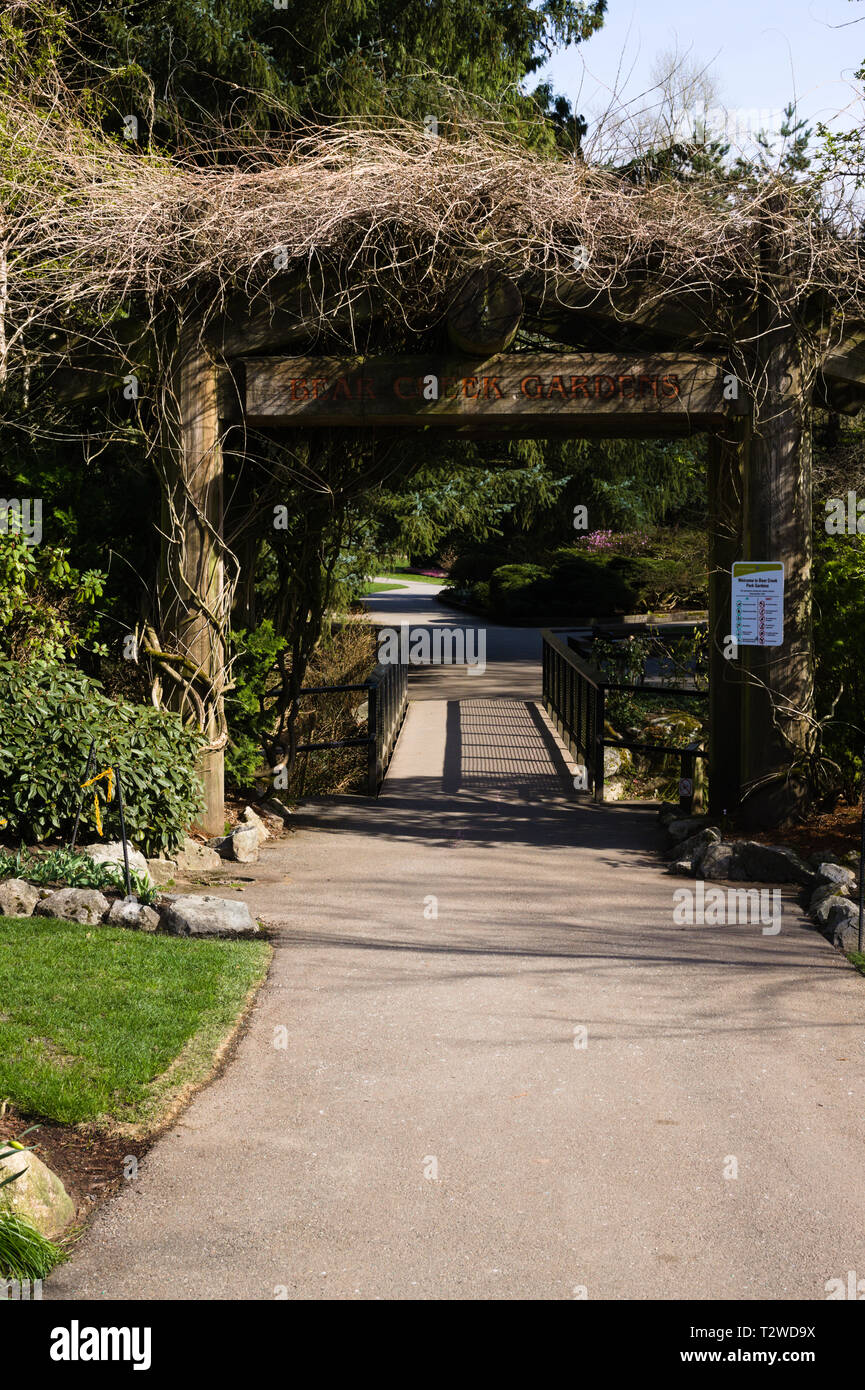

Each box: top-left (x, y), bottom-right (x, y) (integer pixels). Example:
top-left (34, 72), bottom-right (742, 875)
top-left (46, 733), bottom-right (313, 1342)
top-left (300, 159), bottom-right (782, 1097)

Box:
top-left (541, 628), bottom-right (706, 812)
top-left (295, 656), bottom-right (408, 796)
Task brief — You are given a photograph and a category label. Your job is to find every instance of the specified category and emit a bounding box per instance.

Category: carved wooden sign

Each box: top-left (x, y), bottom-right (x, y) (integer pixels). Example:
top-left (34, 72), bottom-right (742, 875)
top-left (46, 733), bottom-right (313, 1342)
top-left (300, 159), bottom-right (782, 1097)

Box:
top-left (242, 353), bottom-right (730, 431)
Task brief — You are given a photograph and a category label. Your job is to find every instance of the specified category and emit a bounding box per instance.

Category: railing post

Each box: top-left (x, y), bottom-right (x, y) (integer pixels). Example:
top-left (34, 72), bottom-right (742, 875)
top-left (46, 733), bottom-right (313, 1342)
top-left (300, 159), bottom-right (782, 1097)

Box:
top-left (594, 683), bottom-right (606, 804)
top-left (367, 681), bottom-right (378, 795)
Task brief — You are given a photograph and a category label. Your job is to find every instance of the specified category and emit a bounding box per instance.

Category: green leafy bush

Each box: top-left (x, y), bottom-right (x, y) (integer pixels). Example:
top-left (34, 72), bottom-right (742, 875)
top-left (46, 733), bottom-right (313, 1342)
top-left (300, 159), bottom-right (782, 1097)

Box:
top-left (488, 564), bottom-right (552, 621)
top-left (812, 530), bottom-right (865, 799)
top-left (224, 621), bottom-right (289, 789)
top-left (0, 661), bottom-right (203, 857)
top-left (0, 525), bottom-right (106, 662)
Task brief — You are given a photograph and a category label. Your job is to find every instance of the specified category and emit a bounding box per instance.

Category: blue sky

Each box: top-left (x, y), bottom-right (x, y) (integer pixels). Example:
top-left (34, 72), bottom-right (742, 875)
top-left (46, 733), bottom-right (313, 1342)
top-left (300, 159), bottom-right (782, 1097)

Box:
top-left (537, 0), bottom-right (865, 143)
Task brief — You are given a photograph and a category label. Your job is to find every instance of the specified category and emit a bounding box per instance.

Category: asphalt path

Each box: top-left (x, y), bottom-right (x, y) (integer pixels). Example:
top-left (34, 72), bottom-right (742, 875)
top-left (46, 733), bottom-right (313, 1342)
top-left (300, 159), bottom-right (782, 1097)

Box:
top-left (49, 583), bottom-right (865, 1300)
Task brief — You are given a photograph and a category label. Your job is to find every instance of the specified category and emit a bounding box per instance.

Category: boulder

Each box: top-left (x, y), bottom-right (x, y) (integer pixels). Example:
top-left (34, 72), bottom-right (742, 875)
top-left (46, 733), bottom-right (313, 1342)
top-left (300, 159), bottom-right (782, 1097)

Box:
top-left (0, 878), bottom-right (40, 918)
top-left (216, 825), bottom-right (262, 863)
top-left (667, 859), bottom-right (696, 876)
top-left (603, 746), bottom-right (631, 779)
top-left (643, 711), bottom-right (704, 741)
top-left (829, 899), bottom-right (863, 954)
top-left (35, 888), bottom-right (109, 925)
top-left (667, 815), bottom-right (715, 843)
top-left (239, 805), bottom-right (271, 841)
top-left (810, 881), bottom-right (849, 913)
top-left (162, 894), bottom-right (259, 938)
top-left (813, 894), bottom-right (844, 929)
top-left (814, 862), bottom-right (857, 890)
top-left (146, 857), bottom-right (178, 887)
top-left (174, 837), bottom-right (222, 874)
top-left (664, 827), bottom-right (719, 863)
top-left (260, 797), bottom-right (292, 825)
top-left (696, 841), bottom-right (735, 880)
top-left (603, 781), bottom-right (627, 802)
top-left (107, 896), bottom-right (160, 933)
top-left (729, 841), bottom-right (813, 886)
top-left (82, 840), bottom-right (152, 887)
top-left (0, 1147), bottom-right (75, 1238)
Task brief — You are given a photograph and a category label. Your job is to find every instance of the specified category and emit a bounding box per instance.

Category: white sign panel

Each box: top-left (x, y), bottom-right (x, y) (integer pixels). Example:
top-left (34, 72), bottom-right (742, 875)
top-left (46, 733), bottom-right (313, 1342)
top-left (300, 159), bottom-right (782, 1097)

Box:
top-left (731, 561), bottom-right (784, 647)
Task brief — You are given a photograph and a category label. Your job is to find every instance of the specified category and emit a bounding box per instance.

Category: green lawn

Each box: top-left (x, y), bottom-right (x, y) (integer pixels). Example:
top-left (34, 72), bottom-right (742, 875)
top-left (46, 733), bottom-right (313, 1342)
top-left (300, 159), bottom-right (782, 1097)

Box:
top-left (0, 916), bottom-right (270, 1127)
top-left (361, 581), bottom-right (404, 594)
top-left (382, 569), bottom-right (445, 584)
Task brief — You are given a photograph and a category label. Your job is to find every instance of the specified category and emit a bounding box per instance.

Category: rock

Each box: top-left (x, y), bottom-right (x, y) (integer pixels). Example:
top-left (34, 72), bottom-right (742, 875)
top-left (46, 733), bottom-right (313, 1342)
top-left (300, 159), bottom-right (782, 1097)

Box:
top-left (107, 896), bottom-right (160, 933)
top-left (216, 825), bottom-right (262, 863)
top-left (146, 857), bottom-right (178, 887)
top-left (814, 862), bottom-right (856, 890)
top-left (667, 859), bottom-right (696, 876)
top-left (696, 841), bottom-right (735, 880)
top-left (239, 805), bottom-right (271, 841)
top-left (813, 894), bottom-right (844, 929)
top-left (644, 711), bottom-right (704, 741)
top-left (729, 841), bottom-right (813, 886)
top-left (657, 803), bottom-right (680, 825)
top-left (603, 746), bottom-right (629, 778)
top-left (0, 878), bottom-right (40, 918)
top-left (162, 894), bottom-right (259, 938)
top-left (603, 780), bottom-right (627, 802)
top-left (667, 815), bottom-right (714, 843)
top-left (810, 881), bottom-right (849, 913)
top-left (0, 1148), bottom-right (75, 1238)
top-left (35, 888), bottom-right (110, 925)
top-left (260, 798), bottom-right (292, 825)
top-left (664, 827), bottom-right (719, 863)
top-left (829, 899), bottom-right (863, 953)
top-left (174, 837), bottom-right (222, 873)
top-left (82, 840), bottom-right (152, 887)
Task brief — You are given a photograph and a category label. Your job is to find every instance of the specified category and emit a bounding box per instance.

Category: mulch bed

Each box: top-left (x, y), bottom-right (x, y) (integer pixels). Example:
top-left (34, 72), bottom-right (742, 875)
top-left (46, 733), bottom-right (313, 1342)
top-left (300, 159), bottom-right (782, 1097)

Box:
top-left (726, 800), bottom-right (864, 861)
top-left (0, 1107), bottom-right (149, 1226)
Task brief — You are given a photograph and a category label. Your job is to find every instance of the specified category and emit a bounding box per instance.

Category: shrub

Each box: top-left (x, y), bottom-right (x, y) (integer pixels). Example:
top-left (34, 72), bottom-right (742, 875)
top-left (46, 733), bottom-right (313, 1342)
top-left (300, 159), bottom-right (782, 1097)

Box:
top-left (488, 564), bottom-right (552, 621)
top-left (549, 551), bottom-right (636, 616)
top-left (0, 525), bottom-right (106, 662)
top-left (812, 530), bottom-right (865, 799)
top-left (0, 661), bottom-right (203, 857)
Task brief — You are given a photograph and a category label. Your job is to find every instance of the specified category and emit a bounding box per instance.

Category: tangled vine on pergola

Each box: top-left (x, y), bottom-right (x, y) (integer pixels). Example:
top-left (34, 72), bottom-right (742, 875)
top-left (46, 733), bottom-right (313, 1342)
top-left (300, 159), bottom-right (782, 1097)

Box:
top-left (4, 38), bottom-right (865, 830)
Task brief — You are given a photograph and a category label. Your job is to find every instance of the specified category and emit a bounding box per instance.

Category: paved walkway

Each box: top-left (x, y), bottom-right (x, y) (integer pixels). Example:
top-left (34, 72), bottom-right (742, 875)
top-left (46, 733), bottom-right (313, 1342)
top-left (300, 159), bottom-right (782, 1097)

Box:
top-left (49, 592), bottom-right (865, 1301)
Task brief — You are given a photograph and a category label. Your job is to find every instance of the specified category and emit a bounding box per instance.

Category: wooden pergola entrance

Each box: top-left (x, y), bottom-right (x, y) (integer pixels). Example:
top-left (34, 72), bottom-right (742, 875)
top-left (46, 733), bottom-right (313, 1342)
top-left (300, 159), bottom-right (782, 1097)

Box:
top-left (158, 268), bottom-right (865, 836)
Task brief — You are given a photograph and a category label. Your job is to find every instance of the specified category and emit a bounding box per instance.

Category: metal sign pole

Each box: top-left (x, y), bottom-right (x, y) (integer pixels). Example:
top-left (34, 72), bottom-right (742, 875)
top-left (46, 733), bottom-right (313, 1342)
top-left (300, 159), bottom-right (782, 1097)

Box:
top-left (114, 770), bottom-right (133, 899)
top-left (69, 740), bottom-right (96, 851)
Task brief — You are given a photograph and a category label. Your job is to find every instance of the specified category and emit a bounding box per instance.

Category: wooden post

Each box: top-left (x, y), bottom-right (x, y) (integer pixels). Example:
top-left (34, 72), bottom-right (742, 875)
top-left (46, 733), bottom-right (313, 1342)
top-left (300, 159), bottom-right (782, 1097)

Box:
top-left (707, 424), bottom-right (746, 817)
top-left (161, 320), bottom-right (226, 837)
top-left (738, 323), bottom-right (815, 827)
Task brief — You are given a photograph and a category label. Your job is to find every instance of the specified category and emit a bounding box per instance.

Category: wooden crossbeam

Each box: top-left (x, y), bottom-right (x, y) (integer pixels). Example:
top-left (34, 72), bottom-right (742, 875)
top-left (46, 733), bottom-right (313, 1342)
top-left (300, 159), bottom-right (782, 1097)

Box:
top-left (241, 352), bottom-right (734, 434)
